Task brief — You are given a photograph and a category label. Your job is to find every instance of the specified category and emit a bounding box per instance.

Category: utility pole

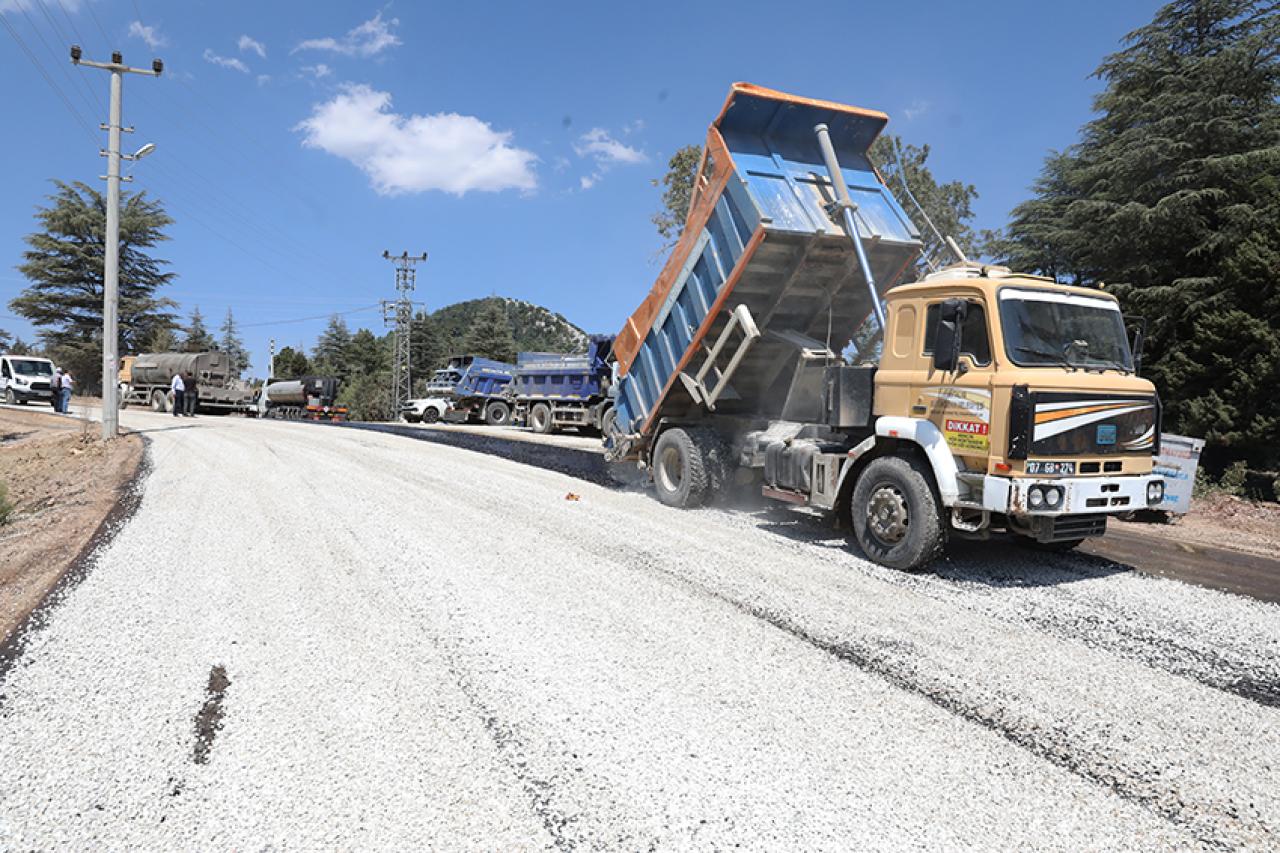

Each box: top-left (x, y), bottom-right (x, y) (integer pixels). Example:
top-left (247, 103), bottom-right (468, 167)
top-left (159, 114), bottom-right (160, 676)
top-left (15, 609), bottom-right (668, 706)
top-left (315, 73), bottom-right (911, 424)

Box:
top-left (268, 338), bottom-right (276, 383)
top-left (72, 46), bottom-right (162, 441)
top-left (381, 251), bottom-right (427, 418)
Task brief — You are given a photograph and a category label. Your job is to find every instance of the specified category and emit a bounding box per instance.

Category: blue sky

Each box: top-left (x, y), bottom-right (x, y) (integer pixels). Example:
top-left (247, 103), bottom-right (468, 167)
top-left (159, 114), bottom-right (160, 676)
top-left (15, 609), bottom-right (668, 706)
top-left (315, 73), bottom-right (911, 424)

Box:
top-left (1, 0), bottom-right (1166, 375)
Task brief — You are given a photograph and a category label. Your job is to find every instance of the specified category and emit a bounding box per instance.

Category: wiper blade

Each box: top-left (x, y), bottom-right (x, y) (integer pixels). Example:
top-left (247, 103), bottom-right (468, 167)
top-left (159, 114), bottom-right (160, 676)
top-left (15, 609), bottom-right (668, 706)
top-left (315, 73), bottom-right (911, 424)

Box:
top-left (1013, 345), bottom-right (1074, 368)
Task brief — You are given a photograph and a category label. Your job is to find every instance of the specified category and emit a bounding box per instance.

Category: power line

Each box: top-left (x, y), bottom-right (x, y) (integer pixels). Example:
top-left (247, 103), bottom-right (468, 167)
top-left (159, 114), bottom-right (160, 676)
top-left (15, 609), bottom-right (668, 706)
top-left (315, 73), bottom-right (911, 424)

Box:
top-left (20, 1), bottom-right (102, 117)
top-left (240, 304), bottom-right (384, 329)
top-left (0, 12), bottom-right (96, 142)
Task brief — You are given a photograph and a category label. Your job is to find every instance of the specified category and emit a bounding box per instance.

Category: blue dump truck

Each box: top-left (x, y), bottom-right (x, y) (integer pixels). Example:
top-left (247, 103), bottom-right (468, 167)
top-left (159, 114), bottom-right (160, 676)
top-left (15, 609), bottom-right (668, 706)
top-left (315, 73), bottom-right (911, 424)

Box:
top-left (605, 83), bottom-right (1165, 572)
top-left (425, 354), bottom-right (517, 425)
top-left (510, 335), bottom-right (616, 434)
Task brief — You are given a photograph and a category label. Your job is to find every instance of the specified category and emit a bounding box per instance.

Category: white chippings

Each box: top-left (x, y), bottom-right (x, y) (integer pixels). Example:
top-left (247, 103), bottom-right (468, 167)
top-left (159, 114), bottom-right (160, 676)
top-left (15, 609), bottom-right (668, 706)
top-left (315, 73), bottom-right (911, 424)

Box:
top-left (1, 411), bottom-right (1278, 850)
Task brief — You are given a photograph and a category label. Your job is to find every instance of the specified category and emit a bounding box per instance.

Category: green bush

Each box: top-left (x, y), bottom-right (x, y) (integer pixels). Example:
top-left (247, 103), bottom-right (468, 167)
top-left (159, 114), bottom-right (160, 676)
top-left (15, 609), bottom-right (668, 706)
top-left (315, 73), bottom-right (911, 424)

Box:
top-left (1218, 461), bottom-right (1248, 496)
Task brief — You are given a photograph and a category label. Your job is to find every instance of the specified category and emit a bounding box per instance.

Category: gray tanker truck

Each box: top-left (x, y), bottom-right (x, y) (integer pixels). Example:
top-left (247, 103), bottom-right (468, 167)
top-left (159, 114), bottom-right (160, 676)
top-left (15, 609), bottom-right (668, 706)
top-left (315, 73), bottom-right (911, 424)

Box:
top-left (119, 351), bottom-right (254, 413)
top-left (255, 376), bottom-right (347, 421)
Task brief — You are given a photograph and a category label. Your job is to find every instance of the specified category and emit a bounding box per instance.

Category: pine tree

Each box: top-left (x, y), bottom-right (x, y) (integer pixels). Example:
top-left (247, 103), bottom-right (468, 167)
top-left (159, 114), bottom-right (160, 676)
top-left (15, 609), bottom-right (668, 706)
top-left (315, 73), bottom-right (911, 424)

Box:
top-left (347, 328), bottom-right (389, 377)
top-left (651, 144), bottom-right (703, 246)
top-left (273, 346), bottom-right (310, 379)
top-left (409, 309), bottom-right (445, 389)
top-left (9, 180), bottom-right (177, 392)
top-left (219, 308), bottom-right (251, 377)
top-left (312, 315), bottom-right (353, 380)
top-left (184, 307), bottom-right (216, 352)
top-left (146, 325), bottom-right (178, 353)
top-left (994, 0), bottom-right (1280, 466)
top-left (463, 300), bottom-right (517, 363)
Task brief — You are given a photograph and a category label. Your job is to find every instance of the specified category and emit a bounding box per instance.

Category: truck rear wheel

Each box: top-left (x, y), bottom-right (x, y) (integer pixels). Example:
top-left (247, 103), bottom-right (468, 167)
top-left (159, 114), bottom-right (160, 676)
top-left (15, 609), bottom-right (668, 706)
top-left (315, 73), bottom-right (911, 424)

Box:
top-left (529, 402), bottom-right (553, 434)
top-left (150, 389), bottom-right (169, 413)
top-left (850, 455), bottom-right (944, 572)
top-left (484, 400), bottom-right (511, 426)
top-left (652, 428), bottom-right (709, 508)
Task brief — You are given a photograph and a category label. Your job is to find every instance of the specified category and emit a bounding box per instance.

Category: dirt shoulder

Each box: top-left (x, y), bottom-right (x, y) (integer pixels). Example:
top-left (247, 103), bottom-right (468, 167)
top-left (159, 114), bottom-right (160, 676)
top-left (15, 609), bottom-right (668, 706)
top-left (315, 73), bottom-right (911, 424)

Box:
top-left (1114, 492), bottom-right (1280, 559)
top-left (0, 406), bottom-right (144, 644)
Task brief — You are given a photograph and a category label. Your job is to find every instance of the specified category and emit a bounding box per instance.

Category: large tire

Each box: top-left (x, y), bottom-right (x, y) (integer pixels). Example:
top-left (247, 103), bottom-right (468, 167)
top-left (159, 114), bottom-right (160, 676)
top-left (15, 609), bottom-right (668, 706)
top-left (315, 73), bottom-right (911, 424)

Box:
top-left (849, 455), bottom-right (945, 572)
top-left (484, 400), bottom-right (511, 427)
top-left (422, 407), bottom-right (441, 424)
top-left (150, 389), bottom-right (169, 413)
top-left (651, 427), bottom-right (727, 508)
top-left (529, 402), bottom-right (553, 434)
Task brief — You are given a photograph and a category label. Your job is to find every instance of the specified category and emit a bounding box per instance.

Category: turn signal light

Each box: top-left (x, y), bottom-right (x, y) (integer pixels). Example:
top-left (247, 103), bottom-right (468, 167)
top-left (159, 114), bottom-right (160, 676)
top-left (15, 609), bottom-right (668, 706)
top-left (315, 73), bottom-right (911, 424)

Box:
top-left (994, 462), bottom-right (1012, 473)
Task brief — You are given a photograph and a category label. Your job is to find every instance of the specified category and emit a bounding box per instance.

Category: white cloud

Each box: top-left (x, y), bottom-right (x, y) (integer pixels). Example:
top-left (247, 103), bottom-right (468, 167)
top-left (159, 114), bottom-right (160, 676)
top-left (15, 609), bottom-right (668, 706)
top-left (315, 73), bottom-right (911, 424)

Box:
top-left (238, 35), bottom-right (267, 58)
top-left (203, 48), bottom-right (249, 73)
top-left (903, 99), bottom-right (931, 121)
top-left (295, 84), bottom-right (537, 196)
top-left (128, 21), bottom-right (166, 49)
top-left (301, 63), bottom-right (333, 79)
top-left (579, 175), bottom-right (596, 190)
top-left (257, 74), bottom-right (271, 86)
top-left (293, 12), bottom-right (400, 57)
top-left (574, 128), bottom-right (646, 165)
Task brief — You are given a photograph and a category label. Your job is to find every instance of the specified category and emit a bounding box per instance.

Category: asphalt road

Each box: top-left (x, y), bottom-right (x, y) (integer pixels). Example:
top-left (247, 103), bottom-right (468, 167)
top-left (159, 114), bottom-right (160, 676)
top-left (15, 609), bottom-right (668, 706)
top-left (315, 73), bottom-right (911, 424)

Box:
top-left (2, 411), bottom-right (1278, 849)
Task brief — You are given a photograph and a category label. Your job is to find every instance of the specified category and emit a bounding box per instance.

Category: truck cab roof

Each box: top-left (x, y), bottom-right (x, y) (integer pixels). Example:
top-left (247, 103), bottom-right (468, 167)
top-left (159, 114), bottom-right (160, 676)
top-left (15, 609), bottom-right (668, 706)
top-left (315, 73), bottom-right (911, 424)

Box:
top-left (888, 263), bottom-right (1120, 306)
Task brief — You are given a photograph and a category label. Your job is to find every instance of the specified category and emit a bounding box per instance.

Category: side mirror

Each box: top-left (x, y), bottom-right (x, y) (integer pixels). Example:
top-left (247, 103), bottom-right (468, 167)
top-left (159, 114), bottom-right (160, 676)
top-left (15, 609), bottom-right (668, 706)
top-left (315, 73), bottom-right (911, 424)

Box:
top-left (932, 298), bottom-right (967, 372)
top-left (1125, 314), bottom-right (1146, 375)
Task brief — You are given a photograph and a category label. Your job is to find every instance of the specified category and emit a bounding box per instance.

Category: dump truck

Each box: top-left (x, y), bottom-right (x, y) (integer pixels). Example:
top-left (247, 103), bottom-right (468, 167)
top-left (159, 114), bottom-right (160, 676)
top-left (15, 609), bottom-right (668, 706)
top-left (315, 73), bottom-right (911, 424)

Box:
top-left (119, 351), bottom-right (254, 413)
top-left (256, 376), bottom-right (347, 421)
top-left (510, 335), bottom-right (616, 434)
top-left (425, 355), bottom-right (517, 425)
top-left (605, 83), bottom-right (1165, 571)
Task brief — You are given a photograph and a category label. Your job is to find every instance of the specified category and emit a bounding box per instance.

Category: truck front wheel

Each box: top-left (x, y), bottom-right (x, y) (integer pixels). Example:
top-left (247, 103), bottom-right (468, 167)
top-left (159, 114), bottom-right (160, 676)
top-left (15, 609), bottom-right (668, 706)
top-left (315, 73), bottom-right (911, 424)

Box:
top-left (484, 400), bottom-right (511, 426)
top-left (529, 402), bottom-right (553, 434)
top-left (850, 455), bottom-right (945, 572)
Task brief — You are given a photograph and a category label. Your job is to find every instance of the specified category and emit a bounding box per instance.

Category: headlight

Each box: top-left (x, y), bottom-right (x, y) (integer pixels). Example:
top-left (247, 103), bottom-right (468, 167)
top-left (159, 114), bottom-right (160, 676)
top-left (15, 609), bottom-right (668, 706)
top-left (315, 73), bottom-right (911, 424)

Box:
top-left (1146, 480), bottom-right (1164, 504)
top-left (1043, 486), bottom-right (1063, 507)
top-left (1029, 488), bottom-right (1045, 508)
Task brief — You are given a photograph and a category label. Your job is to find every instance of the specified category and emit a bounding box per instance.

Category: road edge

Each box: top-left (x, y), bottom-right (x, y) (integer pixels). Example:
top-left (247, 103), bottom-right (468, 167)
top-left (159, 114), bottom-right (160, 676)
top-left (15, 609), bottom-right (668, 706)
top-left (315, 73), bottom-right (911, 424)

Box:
top-left (0, 435), bottom-right (153, 696)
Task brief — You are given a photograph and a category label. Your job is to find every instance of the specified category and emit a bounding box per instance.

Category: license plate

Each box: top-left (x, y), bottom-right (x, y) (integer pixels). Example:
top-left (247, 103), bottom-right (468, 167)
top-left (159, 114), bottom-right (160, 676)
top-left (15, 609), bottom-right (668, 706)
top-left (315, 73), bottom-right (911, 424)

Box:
top-left (1026, 460), bottom-right (1076, 476)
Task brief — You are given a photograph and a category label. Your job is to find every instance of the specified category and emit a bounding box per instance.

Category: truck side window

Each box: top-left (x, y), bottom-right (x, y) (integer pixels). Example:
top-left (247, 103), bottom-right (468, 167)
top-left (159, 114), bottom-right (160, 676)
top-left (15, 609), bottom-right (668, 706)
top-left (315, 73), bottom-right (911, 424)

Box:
top-left (923, 301), bottom-right (992, 366)
top-left (1, 362), bottom-right (10, 379)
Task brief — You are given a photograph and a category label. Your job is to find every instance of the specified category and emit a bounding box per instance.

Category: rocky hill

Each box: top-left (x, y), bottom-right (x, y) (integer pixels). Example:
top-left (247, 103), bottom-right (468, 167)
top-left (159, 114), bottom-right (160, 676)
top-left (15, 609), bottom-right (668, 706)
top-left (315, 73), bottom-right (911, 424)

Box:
top-left (429, 297), bottom-right (588, 356)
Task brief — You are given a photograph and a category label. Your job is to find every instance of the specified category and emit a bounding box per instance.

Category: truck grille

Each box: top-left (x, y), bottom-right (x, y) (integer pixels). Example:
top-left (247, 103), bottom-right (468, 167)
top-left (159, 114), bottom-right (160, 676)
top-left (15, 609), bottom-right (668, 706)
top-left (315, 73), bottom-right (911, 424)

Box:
top-left (1051, 514), bottom-right (1107, 541)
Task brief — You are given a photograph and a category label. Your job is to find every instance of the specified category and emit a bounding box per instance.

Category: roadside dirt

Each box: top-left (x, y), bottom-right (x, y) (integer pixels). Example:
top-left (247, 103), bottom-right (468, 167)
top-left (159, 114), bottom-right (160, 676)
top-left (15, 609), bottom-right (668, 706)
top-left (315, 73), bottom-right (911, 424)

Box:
top-left (1114, 492), bottom-right (1280, 559)
top-left (0, 406), bottom-right (143, 643)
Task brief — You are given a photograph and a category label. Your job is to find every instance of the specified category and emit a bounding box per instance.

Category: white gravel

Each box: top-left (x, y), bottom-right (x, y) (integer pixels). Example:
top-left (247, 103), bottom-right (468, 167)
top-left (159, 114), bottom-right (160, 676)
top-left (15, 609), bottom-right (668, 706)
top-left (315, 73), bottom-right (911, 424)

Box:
top-left (1, 410), bottom-right (1278, 849)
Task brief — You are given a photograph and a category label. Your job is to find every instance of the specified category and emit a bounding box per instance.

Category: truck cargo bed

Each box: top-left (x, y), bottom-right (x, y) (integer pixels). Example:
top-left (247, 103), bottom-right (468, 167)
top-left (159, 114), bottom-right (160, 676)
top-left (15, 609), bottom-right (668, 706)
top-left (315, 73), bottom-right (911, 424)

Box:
top-left (610, 84), bottom-right (922, 454)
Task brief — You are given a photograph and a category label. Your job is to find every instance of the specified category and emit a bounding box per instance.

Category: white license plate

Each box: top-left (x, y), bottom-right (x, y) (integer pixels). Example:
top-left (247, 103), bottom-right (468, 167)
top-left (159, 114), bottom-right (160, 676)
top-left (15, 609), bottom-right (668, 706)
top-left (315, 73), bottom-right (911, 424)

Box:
top-left (1026, 460), bottom-right (1076, 476)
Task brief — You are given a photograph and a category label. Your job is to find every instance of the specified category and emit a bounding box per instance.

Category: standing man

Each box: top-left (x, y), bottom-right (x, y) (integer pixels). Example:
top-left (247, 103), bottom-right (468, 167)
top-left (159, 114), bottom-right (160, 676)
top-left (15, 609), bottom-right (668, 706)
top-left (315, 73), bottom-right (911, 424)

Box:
top-left (52, 368), bottom-right (64, 412)
top-left (170, 371), bottom-right (185, 417)
top-left (59, 370), bottom-right (73, 414)
top-left (183, 371), bottom-right (198, 417)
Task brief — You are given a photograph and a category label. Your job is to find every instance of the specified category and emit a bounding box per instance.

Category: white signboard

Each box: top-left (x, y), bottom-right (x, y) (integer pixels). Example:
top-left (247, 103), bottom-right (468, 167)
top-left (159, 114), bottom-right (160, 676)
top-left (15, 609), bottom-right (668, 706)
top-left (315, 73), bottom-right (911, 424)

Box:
top-left (1154, 433), bottom-right (1204, 515)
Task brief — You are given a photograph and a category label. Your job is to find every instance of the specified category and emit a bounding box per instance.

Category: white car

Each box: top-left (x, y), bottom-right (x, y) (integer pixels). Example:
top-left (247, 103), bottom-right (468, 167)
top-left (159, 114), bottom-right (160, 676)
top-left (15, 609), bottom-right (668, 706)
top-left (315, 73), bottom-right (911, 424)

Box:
top-left (401, 397), bottom-right (449, 424)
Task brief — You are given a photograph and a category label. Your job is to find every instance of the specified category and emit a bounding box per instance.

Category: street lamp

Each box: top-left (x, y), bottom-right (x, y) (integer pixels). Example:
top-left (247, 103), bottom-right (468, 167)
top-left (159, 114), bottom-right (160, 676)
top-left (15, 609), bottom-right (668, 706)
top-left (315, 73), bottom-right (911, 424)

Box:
top-left (126, 142), bottom-right (156, 161)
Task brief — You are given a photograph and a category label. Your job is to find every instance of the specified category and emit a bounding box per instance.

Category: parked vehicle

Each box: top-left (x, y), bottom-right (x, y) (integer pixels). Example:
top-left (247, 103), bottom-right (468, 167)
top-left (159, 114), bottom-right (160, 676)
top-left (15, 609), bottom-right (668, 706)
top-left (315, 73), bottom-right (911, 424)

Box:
top-left (119, 351), bottom-right (253, 413)
top-left (425, 355), bottom-right (517, 425)
top-left (605, 83), bottom-right (1165, 572)
top-left (0, 353), bottom-right (56, 407)
top-left (510, 335), bottom-right (615, 434)
top-left (257, 376), bottom-right (347, 421)
top-left (401, 397), bottom-right (449, 424)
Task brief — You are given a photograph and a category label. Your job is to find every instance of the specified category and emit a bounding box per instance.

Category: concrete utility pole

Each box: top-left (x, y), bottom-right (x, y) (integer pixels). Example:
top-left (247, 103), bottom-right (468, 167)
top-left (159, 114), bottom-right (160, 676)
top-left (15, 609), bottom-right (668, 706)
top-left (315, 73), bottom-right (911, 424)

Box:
top-left (268, 338), bottom-right (276, 383)
top-left (381, 251), bottom-right (427, 418)
top-left (71, 46), bottom-right (162, 440)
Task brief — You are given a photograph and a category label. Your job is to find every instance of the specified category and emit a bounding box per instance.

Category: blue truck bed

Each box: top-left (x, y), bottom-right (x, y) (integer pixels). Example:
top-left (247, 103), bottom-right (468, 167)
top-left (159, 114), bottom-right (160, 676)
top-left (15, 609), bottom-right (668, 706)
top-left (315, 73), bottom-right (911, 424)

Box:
top-left (609, 83), bottom-right (923, 457)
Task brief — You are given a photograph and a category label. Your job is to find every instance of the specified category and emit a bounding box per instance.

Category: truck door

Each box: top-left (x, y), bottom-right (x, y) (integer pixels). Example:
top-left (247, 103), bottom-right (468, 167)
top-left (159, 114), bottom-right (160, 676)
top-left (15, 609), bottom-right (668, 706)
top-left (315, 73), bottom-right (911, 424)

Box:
top-left (919, 298), bottom-right (995, 468)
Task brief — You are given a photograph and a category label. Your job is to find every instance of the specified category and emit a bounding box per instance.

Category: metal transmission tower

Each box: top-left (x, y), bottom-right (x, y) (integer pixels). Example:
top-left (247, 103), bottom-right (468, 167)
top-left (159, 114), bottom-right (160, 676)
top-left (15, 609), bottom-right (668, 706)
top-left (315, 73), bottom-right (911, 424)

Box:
top-left (381, 251), bottom-right (427, 417)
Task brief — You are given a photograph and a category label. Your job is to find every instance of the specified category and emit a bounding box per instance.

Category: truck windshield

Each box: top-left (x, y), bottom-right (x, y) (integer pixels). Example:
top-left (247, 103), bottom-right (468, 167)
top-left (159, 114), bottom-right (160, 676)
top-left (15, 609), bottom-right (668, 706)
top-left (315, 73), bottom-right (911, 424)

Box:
top-left (12, 359), bottom-right (53, 376)
top-left (998, 288), bottom-right (1133, 372)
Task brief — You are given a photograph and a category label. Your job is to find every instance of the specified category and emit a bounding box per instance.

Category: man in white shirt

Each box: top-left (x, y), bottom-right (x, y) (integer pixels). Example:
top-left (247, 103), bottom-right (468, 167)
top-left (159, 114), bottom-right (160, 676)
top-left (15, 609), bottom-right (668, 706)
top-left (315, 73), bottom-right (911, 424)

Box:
top-left (59, 370), bottom-right (73, 414)
top-left (170, 372), bottom-right (185, 418)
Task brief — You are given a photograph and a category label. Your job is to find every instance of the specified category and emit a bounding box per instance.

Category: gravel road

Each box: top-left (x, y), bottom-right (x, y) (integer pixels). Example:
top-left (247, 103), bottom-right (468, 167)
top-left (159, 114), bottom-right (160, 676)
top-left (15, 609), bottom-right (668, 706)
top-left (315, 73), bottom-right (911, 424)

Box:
top-left (2, 411), bottom-right (1278, 849)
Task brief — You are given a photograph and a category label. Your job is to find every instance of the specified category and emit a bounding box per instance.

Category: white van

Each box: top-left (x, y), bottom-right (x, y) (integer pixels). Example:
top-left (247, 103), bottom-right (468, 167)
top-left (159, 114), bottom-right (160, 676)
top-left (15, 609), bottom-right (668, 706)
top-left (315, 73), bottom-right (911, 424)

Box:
top-left (0, 354), bottom-right (57, 406)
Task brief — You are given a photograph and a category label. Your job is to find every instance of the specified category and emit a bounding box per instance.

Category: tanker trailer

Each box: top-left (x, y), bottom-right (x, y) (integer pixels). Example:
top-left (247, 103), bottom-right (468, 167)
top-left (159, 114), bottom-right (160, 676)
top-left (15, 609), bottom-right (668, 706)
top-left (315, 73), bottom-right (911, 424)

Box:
top-left (120, 351), bottom-right (253, 413)
top-left (257, 375), bottom-right (347, 421)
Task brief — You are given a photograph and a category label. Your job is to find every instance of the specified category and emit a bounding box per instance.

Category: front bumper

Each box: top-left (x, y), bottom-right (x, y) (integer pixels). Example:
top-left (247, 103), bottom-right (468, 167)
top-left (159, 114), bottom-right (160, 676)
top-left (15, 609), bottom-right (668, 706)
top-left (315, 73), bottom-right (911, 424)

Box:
top-left (982, 473), bottom-right (1163, 517)
top-left (10, 386), bottom-right (53, 401)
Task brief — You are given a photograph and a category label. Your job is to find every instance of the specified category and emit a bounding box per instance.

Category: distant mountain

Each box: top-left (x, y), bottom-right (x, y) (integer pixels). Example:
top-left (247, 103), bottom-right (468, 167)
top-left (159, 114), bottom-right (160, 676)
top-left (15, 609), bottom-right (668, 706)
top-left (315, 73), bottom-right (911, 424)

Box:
top-left (430, 297), bottom-right (589, 357)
